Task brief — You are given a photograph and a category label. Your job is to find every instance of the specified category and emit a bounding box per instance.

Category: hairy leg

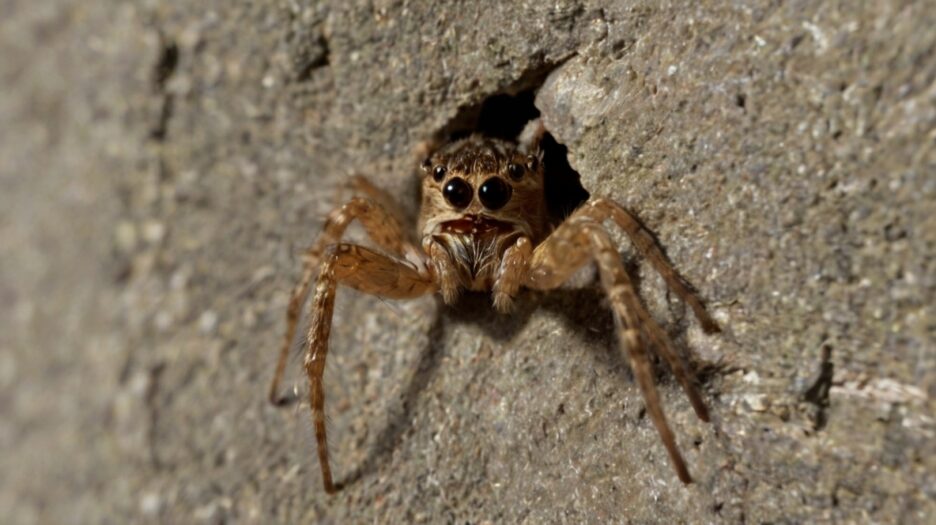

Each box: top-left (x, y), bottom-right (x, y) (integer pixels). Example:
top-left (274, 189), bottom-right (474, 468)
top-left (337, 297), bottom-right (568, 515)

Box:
top-left (575, 199), bottom-right (716, 419)
top-left (271, 195), bottom-right (424, 405)
top-left (305, 243), bottom-right (434, 493)
top-left (492, 236), bottom-right (532, 313)
top-left (579, 198), bottom-right (720, 334)
top-left (518, 117), bottom-right (546, 153)
top-left (526, 217), bottom-right (699, 483)
top-left (346, 175), bottom-right (413, 230)
top-left (424, 237), bottom-right (462, 305)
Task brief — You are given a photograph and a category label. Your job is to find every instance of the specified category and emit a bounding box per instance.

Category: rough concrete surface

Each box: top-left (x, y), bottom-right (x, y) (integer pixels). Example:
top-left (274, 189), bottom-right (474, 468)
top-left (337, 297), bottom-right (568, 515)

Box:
top-left (2, 0), bottom-right (934, 523)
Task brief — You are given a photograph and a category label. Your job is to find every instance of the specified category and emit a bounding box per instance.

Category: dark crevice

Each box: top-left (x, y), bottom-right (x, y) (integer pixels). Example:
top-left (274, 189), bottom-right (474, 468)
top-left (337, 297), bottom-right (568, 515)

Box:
top-left (291, 32), bottom-right (330, 81)
top-left (282, 2), bottom-right (331, 81)
top-left (152, 39), bottom-right (178, 90)
top-left (435, 58), bottom-right (568, 141)
top-left (802, 344), bottom-right (834, 431)
top-left (145, 361), bottom-right (168, 469)
top-left (471, 90), bottom-right (540, 141)
top-left (149, 95), bottom-right (173, 141)
top-left (540, 133), bottom-right (589, 222)
top-left (150, 37), bottom-right (178, 141)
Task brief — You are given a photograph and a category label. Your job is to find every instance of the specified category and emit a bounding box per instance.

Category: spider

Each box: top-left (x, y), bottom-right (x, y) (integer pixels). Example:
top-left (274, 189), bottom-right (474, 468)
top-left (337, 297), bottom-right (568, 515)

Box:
top-left (269, 125), bottom-right (720, 494)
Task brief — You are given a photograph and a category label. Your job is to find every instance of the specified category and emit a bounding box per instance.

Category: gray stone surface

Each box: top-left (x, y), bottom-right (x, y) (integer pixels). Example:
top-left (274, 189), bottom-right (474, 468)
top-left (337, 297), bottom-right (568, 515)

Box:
top-left (2, 0), bottom-right (934, 523)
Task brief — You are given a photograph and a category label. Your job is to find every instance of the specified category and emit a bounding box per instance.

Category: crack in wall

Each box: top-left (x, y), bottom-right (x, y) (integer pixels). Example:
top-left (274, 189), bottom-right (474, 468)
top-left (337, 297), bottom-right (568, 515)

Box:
top-left (149, 36), bottom-right (178, 141)
top-left (802, 345), bottom-right (834, 432)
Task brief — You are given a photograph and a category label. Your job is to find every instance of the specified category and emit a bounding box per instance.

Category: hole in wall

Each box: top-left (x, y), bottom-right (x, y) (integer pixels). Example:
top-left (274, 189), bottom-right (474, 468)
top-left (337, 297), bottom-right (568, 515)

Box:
top-left (434, 82), bottom-right (590, 225)
top-left (540, 132), bottom-right (589, 222)
top-left (451, 91), bottom-right (541, 142)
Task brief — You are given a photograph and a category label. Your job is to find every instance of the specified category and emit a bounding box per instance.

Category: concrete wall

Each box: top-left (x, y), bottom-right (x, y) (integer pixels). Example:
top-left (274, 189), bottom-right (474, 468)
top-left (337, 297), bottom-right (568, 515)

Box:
top-left (2, 1), bottom-right (933, 522)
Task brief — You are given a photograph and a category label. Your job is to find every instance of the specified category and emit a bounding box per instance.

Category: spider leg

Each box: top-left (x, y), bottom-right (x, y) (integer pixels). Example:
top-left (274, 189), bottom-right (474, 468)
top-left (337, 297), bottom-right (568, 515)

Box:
top-left (526, 217), bottom-right (696, 483)
top-left (424, 237), bottom-right (462, 305)
top-left (580, 198), bottom-right (720, 334)
top-left (576, 200), bottom-right (716, 420)
top-left (305, 243), bottom-right (434, 493)
top-left (346, 174), bottom-right (413, 230)
top-left (492, 236), bottom-right (533, 313)
top-left (271, 195), bottom-right (425, 405)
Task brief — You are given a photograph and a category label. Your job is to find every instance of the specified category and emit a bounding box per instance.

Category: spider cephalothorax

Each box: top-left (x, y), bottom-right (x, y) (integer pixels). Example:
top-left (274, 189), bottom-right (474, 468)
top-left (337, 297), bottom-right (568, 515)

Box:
top-left (418, 136), bottom-right (548, 304)
top-left (270, 124), bottom-right (720, 494)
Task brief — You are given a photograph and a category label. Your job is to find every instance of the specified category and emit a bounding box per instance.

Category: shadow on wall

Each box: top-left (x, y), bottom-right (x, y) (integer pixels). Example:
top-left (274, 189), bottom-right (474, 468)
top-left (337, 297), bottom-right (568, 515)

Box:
top-left (336, 285), bottom-right (618, 490)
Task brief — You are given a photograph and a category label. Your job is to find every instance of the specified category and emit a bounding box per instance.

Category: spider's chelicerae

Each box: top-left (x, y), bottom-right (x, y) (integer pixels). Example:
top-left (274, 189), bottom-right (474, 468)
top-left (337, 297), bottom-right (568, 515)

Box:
top-left (270, 126), bottom-right (720, 494)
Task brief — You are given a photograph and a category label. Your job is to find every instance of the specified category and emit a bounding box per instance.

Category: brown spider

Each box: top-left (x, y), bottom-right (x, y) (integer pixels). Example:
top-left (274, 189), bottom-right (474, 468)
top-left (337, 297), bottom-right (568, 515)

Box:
top-left (270, 126), bottom-right (720, 494)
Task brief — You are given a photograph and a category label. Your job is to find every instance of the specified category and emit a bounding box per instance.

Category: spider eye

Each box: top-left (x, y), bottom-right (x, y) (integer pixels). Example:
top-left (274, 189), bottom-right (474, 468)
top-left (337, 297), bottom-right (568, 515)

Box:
top-left (507, 163), bottom-right (524, 180)
top-left (478, 177), bottom-right (512, 210)
top-left (432, 165), bottom-right (446, 182)
top-left (526, 154), bottom-right (538, 171)
top-left (443, 177), bottom-right (472, 209)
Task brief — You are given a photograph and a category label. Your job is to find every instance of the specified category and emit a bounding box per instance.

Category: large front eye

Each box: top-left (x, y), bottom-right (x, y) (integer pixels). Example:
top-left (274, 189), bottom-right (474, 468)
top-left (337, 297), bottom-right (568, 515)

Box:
top-left (478, 177), bottom-right (512, 210)
top-left (443, 177), bottom-right (473, 209)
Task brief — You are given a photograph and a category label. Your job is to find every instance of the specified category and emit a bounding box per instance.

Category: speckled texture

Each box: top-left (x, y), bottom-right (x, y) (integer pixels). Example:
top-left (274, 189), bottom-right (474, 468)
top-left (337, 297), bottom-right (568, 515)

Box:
top-left (2, 1), bottom-right (933, 523)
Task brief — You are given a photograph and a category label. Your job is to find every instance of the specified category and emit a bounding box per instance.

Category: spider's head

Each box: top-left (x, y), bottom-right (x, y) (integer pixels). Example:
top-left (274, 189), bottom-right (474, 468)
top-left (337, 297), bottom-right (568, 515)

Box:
top-left (418, 135), bottom-right (547, 241)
